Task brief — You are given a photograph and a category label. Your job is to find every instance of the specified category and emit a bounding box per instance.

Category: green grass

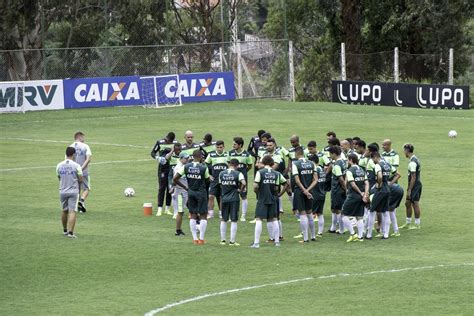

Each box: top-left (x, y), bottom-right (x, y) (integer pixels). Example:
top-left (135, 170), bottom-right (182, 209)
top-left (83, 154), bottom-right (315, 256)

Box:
top-left (1, 100), bottom-right (473, 315)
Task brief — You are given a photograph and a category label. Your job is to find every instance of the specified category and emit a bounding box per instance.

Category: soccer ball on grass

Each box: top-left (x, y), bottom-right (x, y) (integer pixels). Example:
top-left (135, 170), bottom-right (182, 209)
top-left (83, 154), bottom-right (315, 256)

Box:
top-left (124, 187), bottom-right (135, 197)
top-left (448, 130), bottom-right (457, 138)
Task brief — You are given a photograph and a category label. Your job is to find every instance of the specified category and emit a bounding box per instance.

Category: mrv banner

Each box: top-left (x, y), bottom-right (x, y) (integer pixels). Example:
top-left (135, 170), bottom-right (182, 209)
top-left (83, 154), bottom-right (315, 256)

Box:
top-left (0, 80), bottom-right (64, 112)
top-left (332, 80), bottom-right (470, 109)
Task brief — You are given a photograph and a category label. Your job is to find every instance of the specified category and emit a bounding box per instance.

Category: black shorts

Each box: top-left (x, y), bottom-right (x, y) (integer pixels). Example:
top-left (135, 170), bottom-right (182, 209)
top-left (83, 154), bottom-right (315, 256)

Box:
top-left (342, 195), bottom-right (365, 217)
top-left (188, 191), bottom-right (208, 214)
top-left (371, 190), bottom-right (390, 212)
top-left (407, 184), bottom-right (422, 202)
top-left (331, 190), bottom-right (346, 210)
top-left (389, 184), bottom-right (404, 209)
top-left (255, 201), bottom-right (278, 220)
top-left (312, 199), bottom-right (325, 214)
top-left (293, 190), bottom-right (312, 211)
top-left (221, 201), bottom-right (240, 222)
top-left (209, 181), bottom-right (221, 197)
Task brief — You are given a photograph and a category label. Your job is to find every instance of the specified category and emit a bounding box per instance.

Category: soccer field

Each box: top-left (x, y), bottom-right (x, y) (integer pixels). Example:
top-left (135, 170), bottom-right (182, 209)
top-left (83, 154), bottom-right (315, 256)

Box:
top-left (1, 100), bottom-right (473, 315)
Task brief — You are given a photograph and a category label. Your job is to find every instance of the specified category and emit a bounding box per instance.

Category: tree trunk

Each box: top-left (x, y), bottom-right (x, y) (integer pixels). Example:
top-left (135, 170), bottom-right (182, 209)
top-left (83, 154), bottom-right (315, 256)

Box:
top-left (340, 0), bottom-right (362, 80)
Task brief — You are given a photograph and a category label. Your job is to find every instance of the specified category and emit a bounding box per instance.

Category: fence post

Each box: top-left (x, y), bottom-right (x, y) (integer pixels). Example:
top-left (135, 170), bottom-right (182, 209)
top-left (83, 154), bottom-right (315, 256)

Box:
top-left (394, 47), bottom-right (399, 83)
top-left (219, 46), bottom-right (224, 72)
top-left (448, 48), bottom-right (454, 85)
top-left (288, 40), bottom-right (295, 102)
top-left (237, 40), bottom-right (243, 99)
top-left (341, 42), bottom-right (346, 81)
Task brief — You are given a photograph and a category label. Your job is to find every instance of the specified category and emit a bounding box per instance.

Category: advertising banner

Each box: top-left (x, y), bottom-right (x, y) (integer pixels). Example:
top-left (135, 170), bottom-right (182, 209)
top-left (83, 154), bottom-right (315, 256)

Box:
top-left (0, 80), bottom-right (64, 112)
top-left (63, 76), bottom-right (142, 109)
top-left (332, 80), bottom-right (470, 109)
top-left (155, 72), bottom-right (235, 103)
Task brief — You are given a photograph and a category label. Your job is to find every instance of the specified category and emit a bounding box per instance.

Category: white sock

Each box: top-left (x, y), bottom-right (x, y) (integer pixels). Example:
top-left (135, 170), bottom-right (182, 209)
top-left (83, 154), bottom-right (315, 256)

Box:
top-left (273, 221), bottom-right (280, 242)
top-left (414, 218), bottom-right (420, 225)
top-left (241, 199), bottom-right (248, 218)
top-left (278, 220), bottom-right (283, 238)
top-left (318, 214), bottom-right (324, 234)
top-left (267, 222), bottom-right (274, 240)
top-left (254, 220), bottom-right (262, 244)
top-left (342, 216), bottom-right (355, 235)
top-left (220, 221), bottom-right (227, 241)
top-left (330, 213), bottom-right (337, 231)
top-left (406, 217), bottom-right (412, 224)
top-left (288, 193), bottom-right (293, 205)
top-left (190, 219), bottom-right (198, 240)
top-left (279, 197), bottom-right (284, 212)
top-left (367, 212), bottom-right (376, 238)
top-left (300, 214), bottom-right (309, 241)
top-left (199, 219), bottom-right (207, 240)
top-left (230, 222), bottom-right (237, 243)
top-left (208, 210), bottom-right (214, 218)
top-left (337, 214), bottom-right (343, 234)
top-left (357, 219), bottom-right (364, 239)
top-left (158, 206), bottom-right (163, 213)
top-left (172, 195), bottom-right (178, 215)
top-left (382, 212), bottom-right (390, 237)
top-left (165, 205), bottom-right (170, 212)
top-left (363, 207), bottom-right (369, 231)
top-left (389, 211), bottom-right (399, 232)
top-left (308, 214), bottom-right (315, 238)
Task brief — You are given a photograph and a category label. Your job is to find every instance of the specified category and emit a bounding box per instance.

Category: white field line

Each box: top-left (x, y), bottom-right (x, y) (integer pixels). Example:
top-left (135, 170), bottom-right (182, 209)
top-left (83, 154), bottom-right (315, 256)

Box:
top-left (0, 137), bottom-right (149, 149)
top-left (144, 262), bottom-right (474, 315)
top-left (0, 158), bottom-right (152, 172)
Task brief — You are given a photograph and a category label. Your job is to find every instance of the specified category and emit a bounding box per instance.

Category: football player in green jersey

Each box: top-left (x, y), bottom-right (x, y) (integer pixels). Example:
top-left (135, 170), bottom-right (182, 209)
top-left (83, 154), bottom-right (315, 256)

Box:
top-left (200, 133), bottom-right (217, 157)
top-left (205, 140), bottom-right (228, 219)
top-left (251, 156), bottom-right (288, 248)
top-left (366, 151), bottom-right (391, 239)
top-left (328, 145), bottom-right (347, 234)
top-left (342, 154), bottom-right (369, 242)
top-left (219, 159), bottom-right (246, 246)
top-left (173, 150), bottom-right (211, 244)
top-left (381, 139), bottom-right (400, 170)
top-left (292, 147), bottom-right (318, 243)
top-left (228, 137), bottom-right (253, 221)
top-left (388, 167), bottom-right (403, 237)
top-left (400, 143), bottom-right (422, 229)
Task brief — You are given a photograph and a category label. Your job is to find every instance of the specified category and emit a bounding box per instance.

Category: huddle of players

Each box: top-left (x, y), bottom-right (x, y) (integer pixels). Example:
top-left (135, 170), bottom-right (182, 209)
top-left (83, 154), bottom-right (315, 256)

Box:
top-left (151, 130), bottom-right (422, 246)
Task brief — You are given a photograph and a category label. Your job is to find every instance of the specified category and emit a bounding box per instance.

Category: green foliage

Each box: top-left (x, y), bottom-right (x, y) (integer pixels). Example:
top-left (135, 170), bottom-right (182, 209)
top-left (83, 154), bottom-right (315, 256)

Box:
top-left (0, 100), bottom-right (473, 314)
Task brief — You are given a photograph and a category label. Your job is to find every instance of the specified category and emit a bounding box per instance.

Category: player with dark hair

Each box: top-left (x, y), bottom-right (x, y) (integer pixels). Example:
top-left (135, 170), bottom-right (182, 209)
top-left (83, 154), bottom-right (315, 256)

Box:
top-left (228, 137), bottom-right (253, 221)
top-left (328, 145), bottom-right (347, 234)
top-left (366, 151), bottom-right (392, 239)
top-left (292, 146), bottom-right (318, 243)
top-left (57, 146), bottom-right (83, 238)
top-left (173, 150), bottom-right (210, 244)
top-left (400, 143), bottom-right (422, 230)
top-left (251, 156), bottom-right (288, 248)
top-left (342, 154), bottom-right (369, 242)
top-left (219, 159), bottom-right (246, 246)
top-left (200, 133), bottom-right (217, 157)
top-left (205, 140), bottom-right (228, 219)
top-left (151, 131), bottom-right (176, 216)
top-left (248, 130), bottom-right (266, 158)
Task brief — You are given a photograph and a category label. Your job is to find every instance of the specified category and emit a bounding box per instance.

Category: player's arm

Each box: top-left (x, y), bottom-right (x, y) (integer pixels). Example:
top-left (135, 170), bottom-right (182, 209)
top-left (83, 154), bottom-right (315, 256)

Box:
top-left (77, 165), bottom-right (84, 183)
top-left (81, 145), bottom-right (92, 170)
top-left (173, 167), bottom-right (187, 190)
top-left (278, 175), bottom-right (289, 197)
top-left (306, 166), bottom-right (318, 192)
top-left (388, 170), bottom-right (401, 185)
top-left (363, 178), bottom-right (369, 203)
top-left (238, 173), bottom-right (246, 192)
top-left (150, 141), bottom-right (160, 159)
top-left (347, 170), bottom-right (361, 197)
top-left (375, 164), bottom-right (382, 189)
top-left (407, 161), bottom-right (417, 198)
top-left (253, 171), bottom-right (260, 193)
top-left (247, 137), bottom-right (255, 156)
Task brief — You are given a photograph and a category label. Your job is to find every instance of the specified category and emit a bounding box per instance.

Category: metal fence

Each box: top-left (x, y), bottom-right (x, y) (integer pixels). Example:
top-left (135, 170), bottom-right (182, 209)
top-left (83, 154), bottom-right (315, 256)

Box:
top-left (0, 40), bottom-right (293, 100)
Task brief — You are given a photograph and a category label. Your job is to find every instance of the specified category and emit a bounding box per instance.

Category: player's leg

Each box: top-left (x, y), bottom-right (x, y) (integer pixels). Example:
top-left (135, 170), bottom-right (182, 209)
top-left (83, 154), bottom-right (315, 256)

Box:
top-left (229, 201), bottom-right (240, 245)
top-left (207, 194), bottom-right (216, 219)
top-left (198, 195), bottom-right (209, 243)
top-left (366, 210), bottom-right (376, 239)
top-left (307, 209), bottom-right (316, 240)
top-left (298, 210), bottom-right (309, 242)
top-left (174, 192), bottom-right (185, 236)
top-left (401, 199), bottom-right (413, 229)
top-left (164, 171), bottom-right (172, 215)
top-left (60, 194), bottom-right (68, 235)
top-left (66, 194), bottom-right (79, 238)
top-left (410, 186), bottom-right (422, 229)
top-left (220, 202), bottom-right (229, 244)
top-left (251, 202), bottom-right (265, 248)
top-left (78, 177), bottom-right (90, 213)
top-left (240, 189), bottom-right (248, 221)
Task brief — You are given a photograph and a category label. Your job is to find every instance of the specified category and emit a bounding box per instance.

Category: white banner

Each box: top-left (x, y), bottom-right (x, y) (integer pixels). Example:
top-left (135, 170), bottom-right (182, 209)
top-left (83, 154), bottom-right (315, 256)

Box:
top-left (0, 80), bottom-right (64, 113)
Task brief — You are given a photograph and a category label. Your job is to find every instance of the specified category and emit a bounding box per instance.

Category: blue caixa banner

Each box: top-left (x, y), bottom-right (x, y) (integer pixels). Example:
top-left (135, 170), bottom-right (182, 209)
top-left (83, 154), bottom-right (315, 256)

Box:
top-left (64, 76), bottom-right (143, 108)
top-left (157, 72), bottom-right (235, 103)
top-left (63, 72), bottom-right (235, 109)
